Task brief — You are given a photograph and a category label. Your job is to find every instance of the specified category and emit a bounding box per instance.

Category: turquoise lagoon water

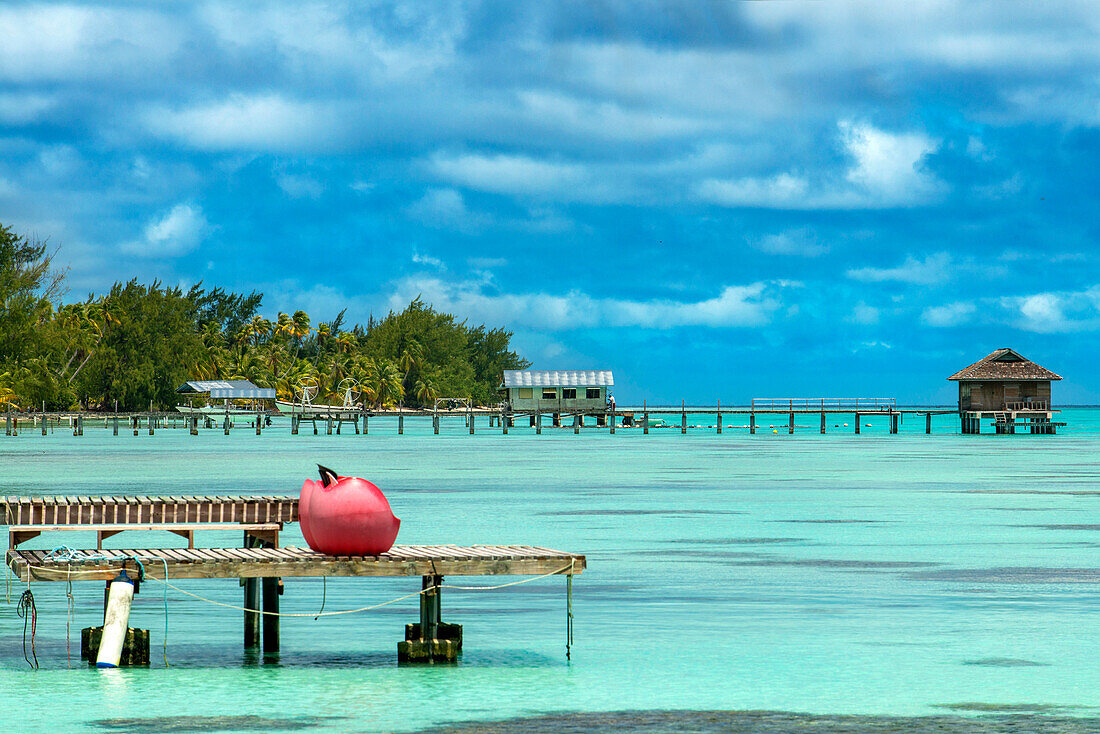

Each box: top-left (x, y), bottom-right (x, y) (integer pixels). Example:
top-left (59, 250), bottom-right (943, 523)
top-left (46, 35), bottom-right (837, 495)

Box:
top-left (2, 409), bottom-right (1100, 731)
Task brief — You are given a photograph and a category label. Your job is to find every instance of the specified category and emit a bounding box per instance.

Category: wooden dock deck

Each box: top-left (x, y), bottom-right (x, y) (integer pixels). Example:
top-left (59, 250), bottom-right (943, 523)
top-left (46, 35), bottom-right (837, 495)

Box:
top-left (3, 495), bottom-right (585, 664)
top-left (6, 544), bottom-right (585, 582)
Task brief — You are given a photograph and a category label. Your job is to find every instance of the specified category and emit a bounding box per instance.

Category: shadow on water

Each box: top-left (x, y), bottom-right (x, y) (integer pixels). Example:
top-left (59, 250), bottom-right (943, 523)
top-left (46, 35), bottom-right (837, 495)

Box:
top-left (406, 709), bottom-right (1100, 734)
top-left (92, 715), bottom-right (344, 732)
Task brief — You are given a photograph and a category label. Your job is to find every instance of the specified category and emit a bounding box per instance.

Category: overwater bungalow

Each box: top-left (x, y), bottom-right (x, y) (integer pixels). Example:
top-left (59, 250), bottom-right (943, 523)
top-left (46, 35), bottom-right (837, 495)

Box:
top-left (948, 348), bottom-right (1061, 434)
top-left (175, 379), bottom-right (276, 415)
top-left (502, 370), bottom-right (614, 413)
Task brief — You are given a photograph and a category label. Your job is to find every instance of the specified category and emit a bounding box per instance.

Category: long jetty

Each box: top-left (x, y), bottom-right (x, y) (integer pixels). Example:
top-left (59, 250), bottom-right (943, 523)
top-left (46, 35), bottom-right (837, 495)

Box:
top-left (3, 495), bottom-right (585, 664)
top-left (5, 397), bottom-right (976, 437)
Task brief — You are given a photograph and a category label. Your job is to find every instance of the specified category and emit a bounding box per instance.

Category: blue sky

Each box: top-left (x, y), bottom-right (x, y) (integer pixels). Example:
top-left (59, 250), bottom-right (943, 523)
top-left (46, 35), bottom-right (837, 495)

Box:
top-left (2, 1), bottom-right (1099, 403)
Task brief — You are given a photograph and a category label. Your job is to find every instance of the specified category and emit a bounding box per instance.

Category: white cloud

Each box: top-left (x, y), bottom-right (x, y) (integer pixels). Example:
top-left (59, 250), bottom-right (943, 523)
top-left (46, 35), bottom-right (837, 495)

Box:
top-left (516, 90), bottom-right (707, 142)
top-left (411, 250), bottom-right (445, 269)
top-left (405, 188), bottom-right (486, 233)
top-left (847, 253), bottom-right (952, 285)
top-left (751, 229), bottom-right (828, 257)
top-left (387, 276), bottom-right (784, 331)
top-left (428, 152), bottom-right (631, 203)
top-left (922, 301), bottom-right (976, 327)
top-left (1017, 293), bottom-right (1069, 333)
top-left (120, 204), bottom-right (209, 257)
top-left (840, 121), bottom-right (942, 203)
top-left (276, 172), bottom-right (324, 199)
top-left (144, 94), bottom-right (340, 152)
top-left (849, 303), bottom-right (880, 325)
top-left (696, 122), bottom-right (942, 210)
top-left (0, 92), bottom-right (57, 124)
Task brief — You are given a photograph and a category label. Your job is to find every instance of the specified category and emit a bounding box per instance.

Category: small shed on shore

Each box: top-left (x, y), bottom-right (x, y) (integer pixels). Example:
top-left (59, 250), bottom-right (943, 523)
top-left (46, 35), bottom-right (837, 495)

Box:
top-left (947, 348), bottom-right (1061, 412)
top-left (176, 380), bottom-right (276, 402)
top-left (502, 370), bottom-right (614, 412)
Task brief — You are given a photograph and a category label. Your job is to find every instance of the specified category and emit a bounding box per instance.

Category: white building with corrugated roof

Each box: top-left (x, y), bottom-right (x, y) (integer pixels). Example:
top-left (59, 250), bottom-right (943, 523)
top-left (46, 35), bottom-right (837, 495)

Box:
top-left (501, 370), bottom-right (614, 412)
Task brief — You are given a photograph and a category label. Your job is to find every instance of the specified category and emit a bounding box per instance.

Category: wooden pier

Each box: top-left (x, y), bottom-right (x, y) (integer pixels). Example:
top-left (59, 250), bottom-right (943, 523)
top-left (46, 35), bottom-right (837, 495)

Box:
top-left (5, 403), bottom-right (974, 437)
top-left (3, 495), bottom-right (584, 664)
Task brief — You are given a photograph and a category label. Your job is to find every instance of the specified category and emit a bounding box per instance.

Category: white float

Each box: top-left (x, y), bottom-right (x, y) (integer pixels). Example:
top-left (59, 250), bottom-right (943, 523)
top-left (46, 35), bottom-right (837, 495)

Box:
top-left (96, 570), bottom-right (136, 668)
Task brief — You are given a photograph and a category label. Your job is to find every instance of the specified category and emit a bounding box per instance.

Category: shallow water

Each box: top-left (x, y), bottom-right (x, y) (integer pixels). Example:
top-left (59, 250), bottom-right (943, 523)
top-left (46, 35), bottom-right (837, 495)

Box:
top-left (3, 409), bottom-right (1100, 731)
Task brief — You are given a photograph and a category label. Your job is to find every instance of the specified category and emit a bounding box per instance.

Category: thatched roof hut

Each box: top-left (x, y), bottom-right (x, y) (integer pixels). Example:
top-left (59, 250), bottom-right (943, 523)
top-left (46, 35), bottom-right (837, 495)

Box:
top-left (948, 348), bottom-right (1060, 413)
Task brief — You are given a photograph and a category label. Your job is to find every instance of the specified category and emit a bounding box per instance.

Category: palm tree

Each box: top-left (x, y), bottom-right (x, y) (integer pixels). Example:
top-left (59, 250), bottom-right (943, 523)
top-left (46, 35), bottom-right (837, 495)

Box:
top-left (289, 310), bottom-right (311, 361)
top-left (373, 360), bottom-right (405, 408)
top-left (414, 379), bottom-right (438, 405)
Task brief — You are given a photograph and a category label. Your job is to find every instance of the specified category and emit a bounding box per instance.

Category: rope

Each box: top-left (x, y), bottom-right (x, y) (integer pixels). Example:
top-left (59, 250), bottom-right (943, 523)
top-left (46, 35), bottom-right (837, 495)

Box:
top-left (314, 577), bottom-right (327, 620)
top-left (17, 589), bottom-right (38, 670)
top-left (567, 573), bottom-right (574, 661)
top-left (65, 576), bottom-right (74, 668)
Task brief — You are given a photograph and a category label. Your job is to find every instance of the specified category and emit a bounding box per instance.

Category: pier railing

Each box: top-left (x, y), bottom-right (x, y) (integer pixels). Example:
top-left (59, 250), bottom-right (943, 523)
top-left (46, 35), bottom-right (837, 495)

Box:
top-left (751, 397), bottom-right (897, 411)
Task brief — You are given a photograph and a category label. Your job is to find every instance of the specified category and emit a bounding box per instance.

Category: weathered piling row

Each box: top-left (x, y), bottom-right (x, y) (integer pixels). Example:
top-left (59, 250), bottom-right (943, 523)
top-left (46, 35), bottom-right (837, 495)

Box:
top-left (1, 404), bottom-right (1057, 438)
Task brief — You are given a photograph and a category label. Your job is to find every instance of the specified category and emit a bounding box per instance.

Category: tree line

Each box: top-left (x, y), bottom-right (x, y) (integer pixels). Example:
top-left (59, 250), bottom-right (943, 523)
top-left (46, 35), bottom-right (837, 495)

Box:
top-left (0, 225), bottom-right (529, 411)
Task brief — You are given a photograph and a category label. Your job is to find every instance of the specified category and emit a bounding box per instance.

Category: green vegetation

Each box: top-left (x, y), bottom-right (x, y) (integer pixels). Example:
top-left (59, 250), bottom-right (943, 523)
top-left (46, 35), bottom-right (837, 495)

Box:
top-left (0, 226), bottom-right (528, 411)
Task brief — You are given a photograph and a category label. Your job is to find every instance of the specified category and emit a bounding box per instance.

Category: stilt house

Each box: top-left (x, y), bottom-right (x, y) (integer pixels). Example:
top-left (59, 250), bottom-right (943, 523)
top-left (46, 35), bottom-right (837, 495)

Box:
top-left (947, 348), bottom-right (1061, 434)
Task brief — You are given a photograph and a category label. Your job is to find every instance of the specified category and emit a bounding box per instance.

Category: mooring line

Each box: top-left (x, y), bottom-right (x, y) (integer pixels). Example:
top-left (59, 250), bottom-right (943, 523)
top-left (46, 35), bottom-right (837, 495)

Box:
top-left (13, 558), bottom-right (577, 618)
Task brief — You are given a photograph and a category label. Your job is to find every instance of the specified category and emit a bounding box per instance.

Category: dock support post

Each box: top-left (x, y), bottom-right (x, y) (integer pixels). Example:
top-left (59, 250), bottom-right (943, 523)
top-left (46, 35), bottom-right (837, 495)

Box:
top-left (890, 412), bottom-right (899, 434)
top-left (553, 412), bottom-right (560, 427)
top-left (291, 414), bottom-right (299, 435)
top-left (789, 411), bottom-right (795, 435)
top-left (224, 406), bottom-right (230, 435)
top-left (643, 401), bottom-right (649, 434)
top-left (469, 410), bottom-right (474, 435)
top-left (750, 412), bottom-right (756, 434)
top-left (536, 412), bottom-right (542, 434)
top-left (256, 411), bottom-right (262, 436)
top-left (854, 413), bottom-right (861, 434)
top-left (243, 574), bottom-right (260, 650)
top-left (433, 414), bottom-right (439, 434)
top-left (610, 410), bottom-right (615, 434)
top-left (398, 575), bottom-right (461, 663)
top-left (820, 412), bottom-right (826, 434)
top-left (5, 411), bottom-right (9, 436)
top-left (502, 411), bottom-right (508, 435)
top-left (574, 415), bottom-right (580, 434)
top-left (262, 577), bottom-right (280, 653)
top-left (717, 400), bottom-right (721, 434)
top-left (113, 414), bottom-right (118, 436)
top-left (326, 416), bottom-right (333, 435)
top-left (926, 413), bottom-right (932, 434)
top-left (681, 401), bottom-right (687, 434)
top-left (363, 414), bottom-right (368, 435)
top-left (149, 402), bottom-right (154, 435)
top-left (398, 414), bottom-right (404, 435)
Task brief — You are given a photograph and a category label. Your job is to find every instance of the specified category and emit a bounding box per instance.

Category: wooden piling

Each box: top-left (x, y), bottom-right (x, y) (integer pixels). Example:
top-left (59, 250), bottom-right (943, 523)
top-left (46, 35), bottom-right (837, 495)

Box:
top-left (502, 411), bottom-right (508, 435)
top-left (256, 411), bottom-right (262, 436)
top-left (610, 409), bottom-right (615, 434)
top-left (717, 400), bottom-right (722, 434)
top-left (890, 412), bottom-right (899, 434)
top-left (262, 577), bottom-right (280, 653)
top-left (643, 401), bottom-right (649, 435)
top-left (854, 413), bottom-right (861, 434)
top-left (536, 412), bottom-right (542, 434)
top-left (820, 412), bottom-right (826, 434)
top-left (291, 414), bottom-right (299, 435)
top-left (574, 415), bottom-right (580, 434)
top-left (113, 414), bottom-right (118, 436)
top-left (433, 414), bottom-right (439, 435)
top-left (398, 414), bottom-right (403, 435)
top-left (224, 406), bottom-right (230, 435)
top-left (788, 411), bottom-right (795, 435)
top-left (681, 401), bottom-right (687, 434)
top-left (926, 412), bottom-right (932, 434)
top-left (750, 412), bottom-right (756, 434)
top-left (326, 416), bottom-right (333, 435)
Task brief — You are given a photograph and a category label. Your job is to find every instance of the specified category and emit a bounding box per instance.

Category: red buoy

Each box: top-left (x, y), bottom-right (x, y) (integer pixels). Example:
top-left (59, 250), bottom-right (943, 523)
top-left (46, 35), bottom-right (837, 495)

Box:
top-left (299, 465), bottom-right (400, 555)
